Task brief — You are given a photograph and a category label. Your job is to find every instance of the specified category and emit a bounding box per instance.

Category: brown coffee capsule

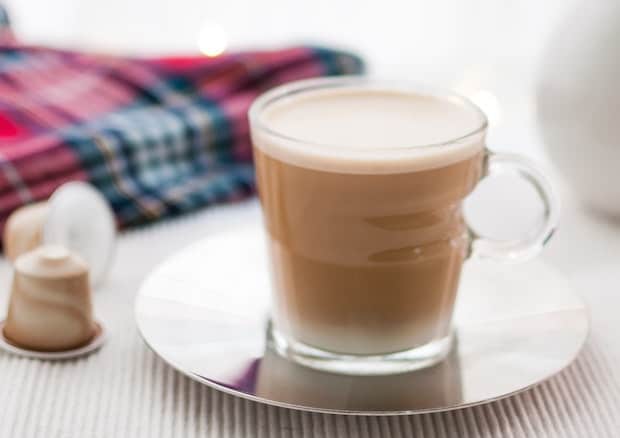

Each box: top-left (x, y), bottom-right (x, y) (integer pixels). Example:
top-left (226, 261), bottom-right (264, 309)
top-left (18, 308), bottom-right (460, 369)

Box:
top-left (3, 202), bottom-right (48, 263)
top-left (3, 245), bottom-right (96, 352)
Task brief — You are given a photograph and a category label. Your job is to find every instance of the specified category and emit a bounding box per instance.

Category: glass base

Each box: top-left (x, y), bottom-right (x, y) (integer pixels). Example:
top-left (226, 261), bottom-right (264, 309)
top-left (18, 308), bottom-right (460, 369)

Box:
top-left (267, 321), bottom-right (454, 376)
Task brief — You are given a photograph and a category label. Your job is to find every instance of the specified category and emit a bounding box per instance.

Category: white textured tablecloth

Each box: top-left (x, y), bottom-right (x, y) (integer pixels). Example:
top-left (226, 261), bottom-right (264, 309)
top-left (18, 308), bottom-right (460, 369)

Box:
top-left (0, 194), bottom-right (619, 438)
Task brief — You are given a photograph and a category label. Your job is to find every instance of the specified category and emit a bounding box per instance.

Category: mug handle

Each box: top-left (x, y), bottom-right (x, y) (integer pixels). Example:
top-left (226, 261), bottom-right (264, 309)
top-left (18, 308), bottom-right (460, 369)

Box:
top-left (468, 150), bottom-right (559, 262)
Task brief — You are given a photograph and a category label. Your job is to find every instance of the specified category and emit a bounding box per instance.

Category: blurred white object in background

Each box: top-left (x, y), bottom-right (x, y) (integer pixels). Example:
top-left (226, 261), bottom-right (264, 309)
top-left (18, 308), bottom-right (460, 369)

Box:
top-left (468, 89), bottom-right (502, 126)
top-left (454, 66), bottom-right (503, 127)
top-left (537, 0), bottom-right (620, 218)
top-left (197, 21), bottom-right (228, 57)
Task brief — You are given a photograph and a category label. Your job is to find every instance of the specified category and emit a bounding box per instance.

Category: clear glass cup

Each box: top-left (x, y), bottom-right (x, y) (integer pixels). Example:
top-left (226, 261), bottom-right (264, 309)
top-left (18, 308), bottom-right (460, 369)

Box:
top-left (249, 77), bottom-right (558, 375)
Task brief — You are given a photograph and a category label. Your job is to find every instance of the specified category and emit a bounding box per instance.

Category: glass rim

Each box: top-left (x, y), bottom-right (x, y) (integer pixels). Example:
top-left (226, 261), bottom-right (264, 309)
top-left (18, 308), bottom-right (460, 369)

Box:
top-left (248, 76), bottom-right (489, 152)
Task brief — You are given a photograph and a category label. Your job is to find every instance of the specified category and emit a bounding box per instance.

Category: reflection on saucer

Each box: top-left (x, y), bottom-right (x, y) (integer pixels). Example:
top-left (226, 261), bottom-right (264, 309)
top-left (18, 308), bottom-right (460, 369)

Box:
top-left (247, 341), bottom-right (463, 412)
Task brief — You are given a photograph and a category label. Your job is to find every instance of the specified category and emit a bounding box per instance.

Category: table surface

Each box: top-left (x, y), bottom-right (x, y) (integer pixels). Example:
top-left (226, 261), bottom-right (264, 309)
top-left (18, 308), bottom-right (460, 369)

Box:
top-left (3, 195), bottom-right (620, 438)
top-left (1, 0), bottom-right (619, 436)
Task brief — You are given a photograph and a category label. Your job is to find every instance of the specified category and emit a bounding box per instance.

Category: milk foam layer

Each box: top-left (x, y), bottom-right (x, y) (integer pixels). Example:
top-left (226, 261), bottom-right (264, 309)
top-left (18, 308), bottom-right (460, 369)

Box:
top-left (254, 87), bottom-right (487, 174)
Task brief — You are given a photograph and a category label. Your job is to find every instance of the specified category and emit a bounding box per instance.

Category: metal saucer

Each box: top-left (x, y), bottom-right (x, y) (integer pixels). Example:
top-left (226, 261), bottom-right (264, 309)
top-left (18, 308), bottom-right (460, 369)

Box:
top-left (135, 224), bottom-right (588, 415)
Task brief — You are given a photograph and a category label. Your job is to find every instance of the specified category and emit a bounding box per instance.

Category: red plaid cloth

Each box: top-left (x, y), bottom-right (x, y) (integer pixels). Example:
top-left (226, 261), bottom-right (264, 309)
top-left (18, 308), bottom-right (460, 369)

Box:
top-left (0, 9), bottom-right (363, 237)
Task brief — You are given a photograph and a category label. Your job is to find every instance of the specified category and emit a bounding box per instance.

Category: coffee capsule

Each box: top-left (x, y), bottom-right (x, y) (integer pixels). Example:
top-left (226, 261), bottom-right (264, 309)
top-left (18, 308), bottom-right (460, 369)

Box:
top-left (3, 245), bottom-right (97, 352)
top-left (3, 202), bottom-right (48, 262)
top-left (3, 182), bottom-right (116, 287)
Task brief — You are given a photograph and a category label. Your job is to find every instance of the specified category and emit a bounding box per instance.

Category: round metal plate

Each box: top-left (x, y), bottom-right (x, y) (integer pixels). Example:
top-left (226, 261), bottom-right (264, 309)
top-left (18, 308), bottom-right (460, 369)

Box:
top-left (135, 224), bottom-right (588, 415)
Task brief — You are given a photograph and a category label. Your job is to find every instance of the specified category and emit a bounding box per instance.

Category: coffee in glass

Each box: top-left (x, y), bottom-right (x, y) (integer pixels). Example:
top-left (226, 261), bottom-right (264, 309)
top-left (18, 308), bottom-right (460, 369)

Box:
top-left (250, 77), bottom-right (557, 375)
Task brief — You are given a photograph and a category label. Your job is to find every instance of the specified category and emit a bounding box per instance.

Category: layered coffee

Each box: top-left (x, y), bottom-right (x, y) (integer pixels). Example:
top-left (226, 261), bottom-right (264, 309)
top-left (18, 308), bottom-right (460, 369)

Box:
top-left (252, 85), bottom-right (485, 355)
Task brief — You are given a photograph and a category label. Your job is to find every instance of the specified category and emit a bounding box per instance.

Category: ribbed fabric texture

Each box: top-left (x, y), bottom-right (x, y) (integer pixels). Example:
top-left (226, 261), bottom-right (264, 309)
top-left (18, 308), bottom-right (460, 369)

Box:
top-left (0, 201), bottom-right (618, 437)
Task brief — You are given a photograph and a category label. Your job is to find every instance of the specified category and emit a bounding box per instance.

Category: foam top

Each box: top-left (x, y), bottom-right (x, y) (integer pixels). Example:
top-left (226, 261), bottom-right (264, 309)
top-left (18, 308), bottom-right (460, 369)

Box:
top-left (252, 86), bottom-right (487, 174)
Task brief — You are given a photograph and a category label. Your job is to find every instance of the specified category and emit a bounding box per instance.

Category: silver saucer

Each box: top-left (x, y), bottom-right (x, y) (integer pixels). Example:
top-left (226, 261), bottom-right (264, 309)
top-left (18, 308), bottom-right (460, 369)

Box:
top-left (135, 224), bottom-right (588, 415)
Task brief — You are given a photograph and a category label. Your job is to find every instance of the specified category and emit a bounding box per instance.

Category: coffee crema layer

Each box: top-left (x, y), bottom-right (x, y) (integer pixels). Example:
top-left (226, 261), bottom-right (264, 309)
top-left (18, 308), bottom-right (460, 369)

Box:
top-left (253, 87), bottom-right (486, 174)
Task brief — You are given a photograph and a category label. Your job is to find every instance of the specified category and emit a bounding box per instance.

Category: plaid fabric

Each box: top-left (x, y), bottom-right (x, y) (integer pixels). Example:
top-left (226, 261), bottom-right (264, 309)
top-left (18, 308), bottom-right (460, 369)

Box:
top-left (0, 10), bottom-right (363, 235)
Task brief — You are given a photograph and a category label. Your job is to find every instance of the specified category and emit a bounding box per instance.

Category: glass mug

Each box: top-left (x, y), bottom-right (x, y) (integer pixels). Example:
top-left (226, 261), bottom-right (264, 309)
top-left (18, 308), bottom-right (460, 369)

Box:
top-left (249, 77), bottom-right (558, 375)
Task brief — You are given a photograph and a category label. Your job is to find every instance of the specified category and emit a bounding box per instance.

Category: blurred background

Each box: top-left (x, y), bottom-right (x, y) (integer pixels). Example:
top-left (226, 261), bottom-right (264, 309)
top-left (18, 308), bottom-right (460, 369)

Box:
top-left (4, 0), bottom-right (574, 161)
top-left (1, 0), bottom-right (618, 271)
